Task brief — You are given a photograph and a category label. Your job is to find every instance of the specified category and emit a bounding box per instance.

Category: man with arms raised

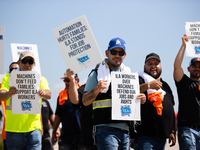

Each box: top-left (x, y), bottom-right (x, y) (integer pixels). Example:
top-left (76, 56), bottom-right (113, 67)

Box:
top-left (174, 34), bottom-right (200, 150)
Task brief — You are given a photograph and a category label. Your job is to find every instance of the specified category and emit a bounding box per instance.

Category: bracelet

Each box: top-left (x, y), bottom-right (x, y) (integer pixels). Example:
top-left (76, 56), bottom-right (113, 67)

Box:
top-left (148, 82), bottom-right (150, 89)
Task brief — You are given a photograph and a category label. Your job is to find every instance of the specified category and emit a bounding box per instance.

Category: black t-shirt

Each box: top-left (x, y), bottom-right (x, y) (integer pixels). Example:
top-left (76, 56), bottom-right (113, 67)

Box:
top-left (137, 77), bottom-right (175, 138)
top-left (42, 99), bottom-right (53, 139)
top-left (55, 87), bottom-right (82, 140)
top-left (175, 74), bottom-right (200, 126)
top-left (78, 85), bottom-right (94, 145)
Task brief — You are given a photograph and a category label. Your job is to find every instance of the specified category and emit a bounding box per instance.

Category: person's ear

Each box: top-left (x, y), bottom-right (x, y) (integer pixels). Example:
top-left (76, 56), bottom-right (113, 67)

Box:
top-left (105, 50), bottom-right (109, 57)
top-left (187, 66), bottom-right (190, 72)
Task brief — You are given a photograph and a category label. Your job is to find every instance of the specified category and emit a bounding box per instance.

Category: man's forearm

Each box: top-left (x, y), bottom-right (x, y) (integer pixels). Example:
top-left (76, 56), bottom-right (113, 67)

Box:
top-left (83, 79), bottom-right (107, 106)
top-left (0, 91), bottom-right (11, 101)
top-left (83, 87), bottom-right (100, 106)
top-left (49, 115), bottom-right (55, 126)
top-left (69, 79), bottom-right (79, 104)
top-left (174, 44), bottom-right (186, 69)
top-left (140, 83), bottom-right (148, 93)
top-left (53, 115), bottom-right (61, 133)
top-left (173, 44), bottom-right (185, 82)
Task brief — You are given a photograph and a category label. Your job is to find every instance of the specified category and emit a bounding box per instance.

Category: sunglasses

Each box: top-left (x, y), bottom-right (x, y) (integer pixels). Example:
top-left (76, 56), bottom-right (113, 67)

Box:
top-left (10, 67), bottom-right (18, 72)
top-left (63, 78), bottom-right (70, 82)
top-left (21, 59), bottom-right (34, 65)
top-left (110, 49), bottom-right (125, 56)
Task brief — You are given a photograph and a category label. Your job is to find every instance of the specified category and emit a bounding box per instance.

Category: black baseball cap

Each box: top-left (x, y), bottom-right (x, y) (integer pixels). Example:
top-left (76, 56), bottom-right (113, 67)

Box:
top-left (145, 53), bottom-right (160, 63)
top-left (189, 57), bottom-right (200, 66)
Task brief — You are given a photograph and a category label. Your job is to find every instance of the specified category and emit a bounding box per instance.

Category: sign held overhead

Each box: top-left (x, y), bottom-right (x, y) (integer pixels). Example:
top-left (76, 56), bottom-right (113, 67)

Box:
top-left (52, 15), bottom-right (103, 73)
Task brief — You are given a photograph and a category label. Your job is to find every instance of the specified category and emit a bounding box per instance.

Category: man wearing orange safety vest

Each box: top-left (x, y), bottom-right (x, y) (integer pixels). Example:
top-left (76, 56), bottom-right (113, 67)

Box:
top-left (52, 71), bottom-right (85, 150)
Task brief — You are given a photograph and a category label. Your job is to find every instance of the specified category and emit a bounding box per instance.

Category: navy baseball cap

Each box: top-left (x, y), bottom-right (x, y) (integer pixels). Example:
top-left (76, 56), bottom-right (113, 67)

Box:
top-left (189, 57), bottom-right (200, 66)
top-left (108, 37), bottom-right (126, 52)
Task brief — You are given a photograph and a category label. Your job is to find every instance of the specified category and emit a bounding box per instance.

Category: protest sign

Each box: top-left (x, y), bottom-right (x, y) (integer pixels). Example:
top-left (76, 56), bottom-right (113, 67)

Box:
top-left (11, 71), bottom-right (41, 114)
top-left (185, 22), bottom-right (200, 57)
top-left (0, 26), bottom-right (5, 74)
top-left (111, 72), bottom-right (141, 121)
top-left (11, 43), bottom-right (41, 74)
top-left (52, 15), bottom-right (103, 73)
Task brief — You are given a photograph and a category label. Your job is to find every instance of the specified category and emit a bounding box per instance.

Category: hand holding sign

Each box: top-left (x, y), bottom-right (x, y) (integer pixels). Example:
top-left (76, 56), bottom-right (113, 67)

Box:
top-left (97, 80), bottom-right (107, 93)
top-left (8, 86), bottom-right (17, 97)
top-left (182, 34), bottom-right (189, 47)
top-left (136, 93), bottom-right (146, 104)
top-left (66, 69), bottom-right (76, 80)
top-left (38, 88), bottom-right (46, 98)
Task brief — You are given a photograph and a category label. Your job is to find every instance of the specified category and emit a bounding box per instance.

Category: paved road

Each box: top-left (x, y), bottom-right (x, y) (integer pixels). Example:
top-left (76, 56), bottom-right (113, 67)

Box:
top-left (53, 142), bottom-right (58, 150)
top-left (165, 138), bottom-right (179, 150)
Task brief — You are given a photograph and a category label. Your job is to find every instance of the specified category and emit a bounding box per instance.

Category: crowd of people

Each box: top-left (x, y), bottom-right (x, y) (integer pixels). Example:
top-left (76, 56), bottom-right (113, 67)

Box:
top-left (0, 34), bottom-right (200, 150)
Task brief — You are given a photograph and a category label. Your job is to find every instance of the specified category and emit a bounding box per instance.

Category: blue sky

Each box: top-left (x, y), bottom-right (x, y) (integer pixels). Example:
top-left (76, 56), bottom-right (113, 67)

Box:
top-left (0, 0), bottom-right (200, 113)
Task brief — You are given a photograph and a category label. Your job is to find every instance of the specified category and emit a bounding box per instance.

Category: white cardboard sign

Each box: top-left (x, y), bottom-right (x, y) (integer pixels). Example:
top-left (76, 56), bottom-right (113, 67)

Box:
top-left (0, 26), bottom-right (5, 74)
top-left (11, 71), bottom-right (41, 114)
top-left (52, 15), bottom-right (103, 73)
top-left (11, 43), bottom-right (41, 74)
top-left (185, 22), bottom-right (200, 57)
top-left (111, 72), bottom-right (141, 121)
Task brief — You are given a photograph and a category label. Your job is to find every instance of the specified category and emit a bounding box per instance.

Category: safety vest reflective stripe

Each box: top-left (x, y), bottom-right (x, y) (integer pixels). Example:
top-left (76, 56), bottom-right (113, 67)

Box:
top-left (6, 98), bottom-right (12, 110)
top-left (93, 99), bottom-right (112, 110)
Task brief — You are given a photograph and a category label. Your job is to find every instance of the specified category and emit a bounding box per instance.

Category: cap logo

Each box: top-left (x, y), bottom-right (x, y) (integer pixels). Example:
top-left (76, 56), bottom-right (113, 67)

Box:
top-left (116, 39), bottom-right (121, 45)
top-left (195, 58), bottom-right (200, 61)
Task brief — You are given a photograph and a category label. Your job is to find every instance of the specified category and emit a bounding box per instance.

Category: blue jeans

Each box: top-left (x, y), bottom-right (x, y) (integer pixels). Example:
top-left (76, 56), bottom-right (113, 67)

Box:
top-left (134, 136), bottom-right (166, 150)
top-left (58, 133), bottom-right (85, 150)
top-left (6, 129), bottom-right (41, 150)
top-left (95, 126), bottom-right (130, 150)
top-left (178, 126), bottom-right (200, 150)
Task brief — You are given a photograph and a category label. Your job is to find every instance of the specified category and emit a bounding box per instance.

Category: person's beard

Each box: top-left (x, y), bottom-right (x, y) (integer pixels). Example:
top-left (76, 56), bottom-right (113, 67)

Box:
top-left (108, 57), bottom-right (122, 68)
top-left (109, 61), bottom-right (121, 68)
top-left (190, 70), bottom-right (200, 80)
top-left (144, 68), bottom-right (162, 79)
